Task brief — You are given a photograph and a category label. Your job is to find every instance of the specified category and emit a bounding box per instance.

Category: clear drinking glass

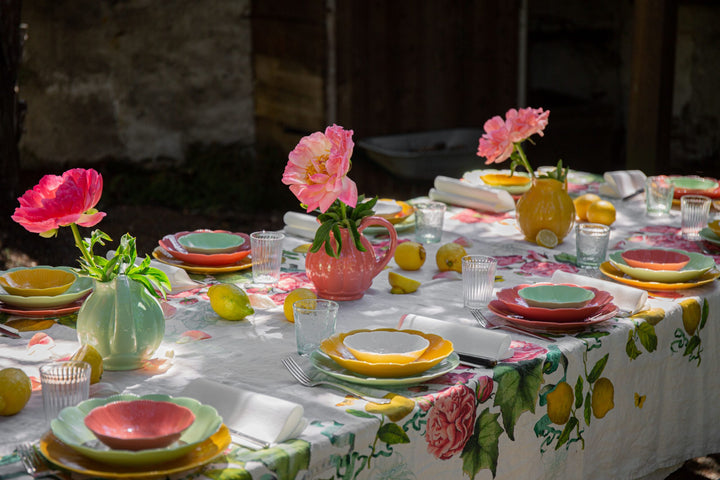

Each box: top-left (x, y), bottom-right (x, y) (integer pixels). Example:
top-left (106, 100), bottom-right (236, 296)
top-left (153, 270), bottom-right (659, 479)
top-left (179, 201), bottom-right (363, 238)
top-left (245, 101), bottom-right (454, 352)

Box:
top-left (250, 231), bottom-right (285, 283)
top-left (462, 255), bottom-right (498, 309)
top-left (645, 176), bottom-right (675, 217)
top-left (40, 361), bottom-right (91, 425)
top-left (294, 299), bottom-right (339, 356)
top-left (681, 195), bottom-right (711, 240)
top-left (576, 223), bottom-right (611, 268)
top-left (414, 202), bottom-right (446, 243)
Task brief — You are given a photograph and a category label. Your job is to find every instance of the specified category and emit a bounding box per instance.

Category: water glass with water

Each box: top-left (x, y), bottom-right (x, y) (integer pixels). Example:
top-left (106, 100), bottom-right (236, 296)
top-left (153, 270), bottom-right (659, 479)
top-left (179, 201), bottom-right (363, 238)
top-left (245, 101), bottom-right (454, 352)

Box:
top-left (645, 176), bottom-right (674, 217)
top-left (462, 255), bottom-right (497, 309)
top-left (414, 202), bottom-right (446, 243)
top-left (576, 223), bottom-right (611, 268)
top-left (681, 195), bottom-right (711, 240)
top-left (294, 299), bottom-right (339, 356)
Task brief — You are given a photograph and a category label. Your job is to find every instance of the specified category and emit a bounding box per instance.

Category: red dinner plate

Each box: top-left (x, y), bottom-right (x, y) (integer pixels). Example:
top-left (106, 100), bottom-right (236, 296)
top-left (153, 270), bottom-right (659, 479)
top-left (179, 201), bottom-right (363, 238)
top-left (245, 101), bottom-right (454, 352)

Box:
top-left (495, 284), bottom-right (613, 322)
top-left (487, 300), bottom-right (618, 333)
top-left (158, 230), bottom-right (250, 266)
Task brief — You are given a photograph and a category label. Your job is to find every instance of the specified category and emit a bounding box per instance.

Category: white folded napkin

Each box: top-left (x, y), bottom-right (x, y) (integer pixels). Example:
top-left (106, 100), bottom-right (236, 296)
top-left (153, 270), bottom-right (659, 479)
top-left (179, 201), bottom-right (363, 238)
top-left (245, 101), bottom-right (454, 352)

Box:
top-left (106, 250), bottom-right (200, 294)
top-left (283, 211), bottom-right (319, 240)
top-left (182, 378), bottom-right (306, 446)
top-left (550, 270), bottom-right (648, 314)
top-left (398, 314), bottom-right (513, 361)
top-left (598, 170), bottom-right (647, 198)
top-left (430, 176), bottom-right (515, 212)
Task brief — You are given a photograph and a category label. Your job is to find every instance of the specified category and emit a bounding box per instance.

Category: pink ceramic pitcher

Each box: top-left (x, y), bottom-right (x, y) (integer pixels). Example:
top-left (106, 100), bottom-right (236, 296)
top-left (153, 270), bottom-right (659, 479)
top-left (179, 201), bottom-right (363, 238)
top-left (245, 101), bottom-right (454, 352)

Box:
top-left (305, 216), bottom-right (398, 301)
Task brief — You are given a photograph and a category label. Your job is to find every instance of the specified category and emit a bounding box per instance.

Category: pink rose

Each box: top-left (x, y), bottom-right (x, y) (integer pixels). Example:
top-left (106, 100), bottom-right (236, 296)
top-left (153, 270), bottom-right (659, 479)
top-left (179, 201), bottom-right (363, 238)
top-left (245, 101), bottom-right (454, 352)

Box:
top-left (505, 340), bottom-right (548, 362)
top-left (505, 107), bottom-right (549, 142)
top-left (425, 384), bottom-right (477, 460)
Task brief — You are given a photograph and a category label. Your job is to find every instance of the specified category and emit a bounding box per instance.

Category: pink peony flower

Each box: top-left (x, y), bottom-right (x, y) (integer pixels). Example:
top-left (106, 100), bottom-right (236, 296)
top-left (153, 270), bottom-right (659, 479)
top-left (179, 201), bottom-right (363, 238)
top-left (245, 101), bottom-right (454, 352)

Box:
top-left (425, 384), bottom-right (477, 460)
top-left (477, 116), bottom-right (513, 165)
top-left (282, 124), bottom-right (358, 213)
top-left (12, 168), bottom-right (105, 236)
top-left (505, 107), bottom-right (549, 142)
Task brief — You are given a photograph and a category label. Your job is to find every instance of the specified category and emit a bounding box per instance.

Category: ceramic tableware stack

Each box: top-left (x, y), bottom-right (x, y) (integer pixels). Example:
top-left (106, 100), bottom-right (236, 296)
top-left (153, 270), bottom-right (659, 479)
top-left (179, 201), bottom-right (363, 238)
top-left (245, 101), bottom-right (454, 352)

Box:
top-left (486, 283), bottom-right (618, 333)
top-left (0, 266), bottom-right (93, 317)
top-left (599, 248), bottom-right (719, 290)
top-left (309, 328), bottom-right (459, 386)
top-left (668, 175), bottom-right (720, 204)
top-left (40, 393), bottom-right (229, 478)
top-left (152, 229), bottom-right (252, 274)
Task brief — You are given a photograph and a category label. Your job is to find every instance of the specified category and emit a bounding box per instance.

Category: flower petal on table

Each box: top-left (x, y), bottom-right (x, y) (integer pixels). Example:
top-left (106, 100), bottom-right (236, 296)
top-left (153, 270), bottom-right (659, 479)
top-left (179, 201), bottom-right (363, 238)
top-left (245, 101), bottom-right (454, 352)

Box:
top-left (28, 332), bottom-right (53, 348)
top-left (177, 330), bottom-right (211, 343)
top-left (453, 236), bottom-right (473, 247)
top-left (248, 293), bottom-right (277, 309)
top-left (30, 376), bottom-right (42, 392)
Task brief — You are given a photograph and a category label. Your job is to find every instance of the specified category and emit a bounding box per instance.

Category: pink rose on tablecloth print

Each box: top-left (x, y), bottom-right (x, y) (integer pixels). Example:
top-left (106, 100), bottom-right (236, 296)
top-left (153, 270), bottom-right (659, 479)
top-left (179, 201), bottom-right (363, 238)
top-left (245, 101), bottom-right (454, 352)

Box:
top-left (504, 340), bottom-right (548, 362)
top-left (495, 254), bottom-right (525, 267)
top-left (425, 384), bottom-right (477, 460)
top-left (519, 260), bottom-right (578, 277)
top-left (477, 375), bottom-right (493, 403)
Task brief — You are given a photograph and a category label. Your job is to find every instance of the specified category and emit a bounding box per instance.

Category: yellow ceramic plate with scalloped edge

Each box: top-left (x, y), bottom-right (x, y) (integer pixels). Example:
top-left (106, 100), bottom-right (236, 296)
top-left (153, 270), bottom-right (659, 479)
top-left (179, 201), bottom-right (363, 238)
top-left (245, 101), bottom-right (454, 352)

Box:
top-left (599, 262), bottom-right (720, 291)
top-left (319, 328), bottom-right (453, 378)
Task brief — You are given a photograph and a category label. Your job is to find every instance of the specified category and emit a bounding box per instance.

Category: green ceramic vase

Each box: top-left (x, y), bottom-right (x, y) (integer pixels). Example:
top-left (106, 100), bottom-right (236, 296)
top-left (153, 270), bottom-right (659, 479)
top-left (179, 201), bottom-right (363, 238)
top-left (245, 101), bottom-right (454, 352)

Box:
top-left (76, 275), bottom-right (165, 371)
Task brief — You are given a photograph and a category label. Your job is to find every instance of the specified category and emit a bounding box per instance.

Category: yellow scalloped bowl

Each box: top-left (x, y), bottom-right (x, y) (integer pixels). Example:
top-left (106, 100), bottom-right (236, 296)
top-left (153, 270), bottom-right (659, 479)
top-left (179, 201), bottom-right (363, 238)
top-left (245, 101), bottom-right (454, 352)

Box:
top-left (480, 173), bottom-right (531, 187)
top-left (0, 267), bottom-right (76, 297)
top-left (377, 199), bottom-right (414, 225)
top-left (320, 328), bottom-right (453, 378)
top-left (708, 219), bottom-right (720, 236)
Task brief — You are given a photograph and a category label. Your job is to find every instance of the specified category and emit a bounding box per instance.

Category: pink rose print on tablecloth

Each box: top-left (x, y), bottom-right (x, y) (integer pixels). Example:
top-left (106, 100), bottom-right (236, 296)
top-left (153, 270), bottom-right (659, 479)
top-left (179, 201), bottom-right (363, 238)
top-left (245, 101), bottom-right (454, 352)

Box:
top-left (504, 340), bottom-right (548, 363)
top-left (477, 375), bottom-right (493, 403)
top-left (452, 208), bottom-right (514, 224)
top-left (496, 254), bottom-right (525, 267)
top-left (425, 384), bottom-right (477, 460)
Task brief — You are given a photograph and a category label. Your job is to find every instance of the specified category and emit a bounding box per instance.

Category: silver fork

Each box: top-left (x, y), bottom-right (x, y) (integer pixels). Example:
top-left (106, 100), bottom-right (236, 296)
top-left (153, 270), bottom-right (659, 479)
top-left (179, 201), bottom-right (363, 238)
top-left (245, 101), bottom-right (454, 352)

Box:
top-left (16, 442), bottom-right (63, 479)
top-left (469, 308), bottom-right (556, 342)
top-left (282, 357), bottom-right (390, 404)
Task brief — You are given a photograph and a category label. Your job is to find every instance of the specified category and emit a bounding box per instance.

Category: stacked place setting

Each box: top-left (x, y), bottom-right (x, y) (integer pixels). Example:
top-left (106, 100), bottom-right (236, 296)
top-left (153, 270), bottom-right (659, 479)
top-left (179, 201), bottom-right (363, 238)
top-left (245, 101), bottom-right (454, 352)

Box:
top-left (0, 266), bottom-right (93, 317)
top-left (599, 247), bottom-right (719, 290)
top-left (40, 393), bottom-right (230, 478)
top-left (309, 328), bottom-right (459, 386)
top-left (487, 283), bottom-right (618, 333)
top-left (152, 229), bottom-right (252, 274)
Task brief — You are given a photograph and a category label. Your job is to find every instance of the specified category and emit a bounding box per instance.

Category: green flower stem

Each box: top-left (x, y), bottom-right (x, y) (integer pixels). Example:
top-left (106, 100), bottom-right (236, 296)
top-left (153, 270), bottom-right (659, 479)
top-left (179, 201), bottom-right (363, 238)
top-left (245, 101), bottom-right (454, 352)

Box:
top-left (514, 143), bottom-right (536, 178)
top-left (340, 202), bottom-right (349, 227)
top-left (70, 223), bottom-right (96, 270)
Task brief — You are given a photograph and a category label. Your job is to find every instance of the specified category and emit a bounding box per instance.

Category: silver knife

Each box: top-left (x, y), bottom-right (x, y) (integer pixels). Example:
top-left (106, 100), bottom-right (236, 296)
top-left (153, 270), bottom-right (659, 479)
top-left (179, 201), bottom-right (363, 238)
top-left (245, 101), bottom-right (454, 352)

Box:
top-left (228, 426), bottom-right (270, 450)
top-left (0, 324), bottom-right (21, 339)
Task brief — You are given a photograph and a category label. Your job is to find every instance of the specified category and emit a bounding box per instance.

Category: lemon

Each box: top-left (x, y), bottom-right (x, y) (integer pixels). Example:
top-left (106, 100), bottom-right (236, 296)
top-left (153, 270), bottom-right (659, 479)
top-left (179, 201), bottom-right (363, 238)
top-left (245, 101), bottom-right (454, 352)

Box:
top-left (680, 298), bottom-right (701, 336)
top-left (70, 344), bottom-right (104, 384)
top-left (208, 284), bottom-right (255, 320)
top-left (573, 193), bottom-right (602, 221)
top-left (283, 288), bottom-right (317, 322)
top-left (0, 368), bottom-right (32, 416)
top-left (436, 243), bottom-right (467, 272)
top-left (388, 271), bottom-right (421, 294)
top-left (394, 242), bottom-right (426, 271)
top-left (591, 377), bottom-right (615, 419)
top-left (587, 200), bottom-right (616, 226)
top-left (535, 229), bottom-right (558, 249)
top-left (546, 381), bottom-right (573, 425)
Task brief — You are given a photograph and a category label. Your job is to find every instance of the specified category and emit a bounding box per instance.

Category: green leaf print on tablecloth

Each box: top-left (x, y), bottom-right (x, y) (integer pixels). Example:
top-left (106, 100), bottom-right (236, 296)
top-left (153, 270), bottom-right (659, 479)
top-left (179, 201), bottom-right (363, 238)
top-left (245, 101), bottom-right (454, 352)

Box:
top-left (625, 308), bottom-right (664, 360)
top-left (493, 358), bottom-right (544, 441)
top-left (671, 298), bottom-right (709, 365)
top-left (461, 408), bottom-right (504, 478)
top-left (209, 440), bottom-right (311, 480)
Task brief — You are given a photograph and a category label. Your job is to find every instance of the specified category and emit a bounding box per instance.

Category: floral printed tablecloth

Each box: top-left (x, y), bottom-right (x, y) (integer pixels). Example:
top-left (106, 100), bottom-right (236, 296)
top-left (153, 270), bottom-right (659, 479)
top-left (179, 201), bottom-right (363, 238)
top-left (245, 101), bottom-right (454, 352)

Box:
top-left (2, 172), bottom-right (720, 480)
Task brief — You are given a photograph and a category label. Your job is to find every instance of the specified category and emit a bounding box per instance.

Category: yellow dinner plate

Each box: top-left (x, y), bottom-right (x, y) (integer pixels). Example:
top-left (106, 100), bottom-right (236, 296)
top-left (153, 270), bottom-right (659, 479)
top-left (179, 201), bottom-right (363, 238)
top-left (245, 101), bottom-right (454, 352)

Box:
top-left (153, 247), bottom-right (252, 274)
top-left (599, 262), bottom-right (720, 291)
top-left (40, 424), bottom-right (231, 479)
top-left (320, 328), bottom-right (453, 378)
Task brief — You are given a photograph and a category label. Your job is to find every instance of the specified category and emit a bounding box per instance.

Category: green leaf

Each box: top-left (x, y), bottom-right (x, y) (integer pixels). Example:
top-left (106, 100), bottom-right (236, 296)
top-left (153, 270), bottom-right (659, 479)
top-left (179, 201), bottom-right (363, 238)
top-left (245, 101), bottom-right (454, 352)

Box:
top-left (583, 392), bottom-right (592, 426)
top-left (637, 322), bottom-right (658, 353)
top-left (574, 377), bottom-right (584, 409)
top-left (377, 423), bottom-right (410, 445)
top-left (538, 384), bottom-right (555, 407)
top-left (348, 220), bottom-right (367, 252)
top-left (556, 416), bottom-right (578, 449)
top-left (684, 335), bottom-right (701, 357)
top-left (587, 354), bottom-right (609, 384)
top-left (626, 330), bottom-right (642, 360)
top-left (700, 298), bottom-right (709, 330)
top-left (461, 408), bottom-right (504, 478)
top-left (542, 346), bottom-right (567, 375)
top-left (331, 224), bottom-right (343, 257)
top-left (554, 252), bottom-right (577, 265)
top-left (310, 221), bottom-right (334, 253)
top-left (493, 359), bottom-right (544, 440)
top-left (345, 409), bottom-right (376, 419)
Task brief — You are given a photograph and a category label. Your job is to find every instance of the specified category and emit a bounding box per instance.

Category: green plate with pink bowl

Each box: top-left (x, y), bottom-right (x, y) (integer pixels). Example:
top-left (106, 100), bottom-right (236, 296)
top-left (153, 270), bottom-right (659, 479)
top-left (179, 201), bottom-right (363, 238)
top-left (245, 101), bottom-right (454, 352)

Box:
top-left (50, 393), bottom-right (222, 467)
top-left (609, 249), bottom-right (715, 283)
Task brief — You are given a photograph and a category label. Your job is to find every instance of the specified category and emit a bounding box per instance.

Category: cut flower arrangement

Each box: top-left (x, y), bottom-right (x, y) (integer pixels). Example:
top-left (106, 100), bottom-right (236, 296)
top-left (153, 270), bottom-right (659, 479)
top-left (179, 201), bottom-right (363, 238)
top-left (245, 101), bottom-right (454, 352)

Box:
top-left (282, 124), bottom-right (377, 258)
top-left (12, 168), bottom-right (170, 298)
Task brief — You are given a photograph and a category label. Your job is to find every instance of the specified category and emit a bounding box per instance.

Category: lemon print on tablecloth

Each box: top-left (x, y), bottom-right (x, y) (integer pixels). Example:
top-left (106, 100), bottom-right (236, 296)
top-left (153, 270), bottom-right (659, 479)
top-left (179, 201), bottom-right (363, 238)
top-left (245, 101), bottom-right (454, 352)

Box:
top-left (283, 288), bottom-right (317, 322)
top-left (680, 298), bottom-right (701, 336)
top-left (0, 368), bottom-right (32, 416)
top-left (591, 377), bottom-right (614, 419)
top-left (365, 394), bottom-right (415, 422)
top-left (546, 381), bottom-right (573, 425)
top-left (208, 284), bottom-right (255, 321)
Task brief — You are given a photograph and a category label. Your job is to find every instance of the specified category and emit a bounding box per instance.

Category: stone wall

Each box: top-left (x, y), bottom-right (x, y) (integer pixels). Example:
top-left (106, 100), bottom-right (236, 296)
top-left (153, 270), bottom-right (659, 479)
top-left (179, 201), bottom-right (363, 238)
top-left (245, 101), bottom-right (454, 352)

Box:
top-left (18, 0), bottom-right (253, 168)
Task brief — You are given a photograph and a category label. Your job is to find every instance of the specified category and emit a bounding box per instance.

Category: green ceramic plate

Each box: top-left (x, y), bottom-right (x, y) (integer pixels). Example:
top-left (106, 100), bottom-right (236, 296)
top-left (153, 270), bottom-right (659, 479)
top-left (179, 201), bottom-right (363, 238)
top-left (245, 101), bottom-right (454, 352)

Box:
top-left (310, 350), bottom-right (460, 386)
top-left (517, 284), bottom-right (595, 309)
top-left (177, 232), bottom-right (246, 254)
top-left (609, 249), bottom-right (715, 283)
top-left (51, 394), bottom-right (222, 467)
top-left (669, 176), bottom-right (718, 191)
top-left (700, 227), bottom-right (720, 246)
top-left (0, 266), bottom-right (92, 308)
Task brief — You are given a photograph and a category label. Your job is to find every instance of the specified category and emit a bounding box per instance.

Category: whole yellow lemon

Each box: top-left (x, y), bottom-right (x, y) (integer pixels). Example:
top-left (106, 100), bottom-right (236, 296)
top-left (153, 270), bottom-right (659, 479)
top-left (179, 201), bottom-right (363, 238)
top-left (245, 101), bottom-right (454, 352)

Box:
top-left (586, 200), bottom-right (616, 226)
top-left (573, 193), bottom-right (602, 221)
top-left (70, 344), bottom-right (104, 384)
top-left (394, 242), bottom-right (426, 271)
top-left (208, 284), bottom-right (255, 320)
top-left (436, 243), bottom-right (467, 273)
top-left (0, 368), bottom-right (32, 416)
top-left (283, 288), bottom-right (317, 322)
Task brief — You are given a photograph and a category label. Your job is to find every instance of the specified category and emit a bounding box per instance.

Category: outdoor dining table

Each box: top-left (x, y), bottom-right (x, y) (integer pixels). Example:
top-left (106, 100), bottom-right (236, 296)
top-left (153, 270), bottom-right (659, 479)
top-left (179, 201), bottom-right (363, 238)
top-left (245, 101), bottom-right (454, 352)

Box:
top-left (1, 171), bottom-right (720, 480)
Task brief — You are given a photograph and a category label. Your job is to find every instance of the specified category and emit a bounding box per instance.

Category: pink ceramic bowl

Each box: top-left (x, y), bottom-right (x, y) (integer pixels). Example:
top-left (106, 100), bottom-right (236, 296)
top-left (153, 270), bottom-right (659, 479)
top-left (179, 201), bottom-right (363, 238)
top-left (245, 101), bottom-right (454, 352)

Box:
top-left (620, 249), bottom-right (690, 271)
top-left (84, 400), bottom-right (195, 451)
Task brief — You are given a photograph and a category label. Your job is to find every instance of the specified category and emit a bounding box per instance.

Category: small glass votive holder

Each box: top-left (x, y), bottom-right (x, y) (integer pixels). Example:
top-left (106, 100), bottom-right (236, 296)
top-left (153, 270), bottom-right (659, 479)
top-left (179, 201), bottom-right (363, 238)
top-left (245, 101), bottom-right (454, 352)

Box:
top-left (250, 231), bottom-right (285, 284)
top-left (40, 360), bottom-right (91, 425)
top-left (293, 299), bottom-right (339, 356)
top-left (462, 255), bottom-right (498, 309)
top-left (645, 175), bottom-right (674, 217)
top-left (681, 195), bottom-right (711, 240)
top-left (576, 223), bottom-right (611, 268)
top-left (414, 201), bottom-right (446, 244)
